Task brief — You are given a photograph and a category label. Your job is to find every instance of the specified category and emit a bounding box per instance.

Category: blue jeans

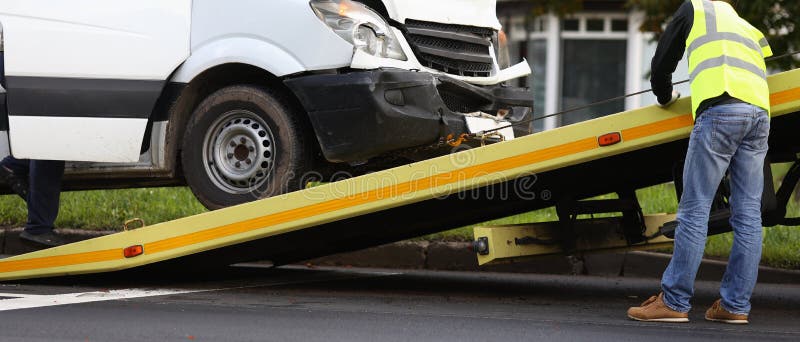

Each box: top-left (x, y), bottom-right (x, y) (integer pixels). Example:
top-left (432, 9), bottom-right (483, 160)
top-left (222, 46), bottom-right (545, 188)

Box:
top-left (661, 103), bottom-right (769, 315)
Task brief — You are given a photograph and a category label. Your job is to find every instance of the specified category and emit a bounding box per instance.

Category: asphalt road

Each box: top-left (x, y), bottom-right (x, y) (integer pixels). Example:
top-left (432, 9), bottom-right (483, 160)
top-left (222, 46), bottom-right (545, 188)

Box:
top-left (0, 265), bottom-right (797, 342)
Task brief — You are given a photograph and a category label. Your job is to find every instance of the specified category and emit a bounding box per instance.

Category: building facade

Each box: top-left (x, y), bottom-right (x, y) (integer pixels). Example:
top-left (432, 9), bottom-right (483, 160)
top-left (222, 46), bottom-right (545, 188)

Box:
top-left (497, 0), bottom-right (692, 131)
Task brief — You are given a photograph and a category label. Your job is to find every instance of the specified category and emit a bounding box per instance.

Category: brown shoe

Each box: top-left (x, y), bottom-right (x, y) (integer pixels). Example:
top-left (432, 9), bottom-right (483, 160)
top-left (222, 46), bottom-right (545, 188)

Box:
top-left (705, 299), bottom-right (748, 324)
top-left (627, 293), bottom-right (689, 322)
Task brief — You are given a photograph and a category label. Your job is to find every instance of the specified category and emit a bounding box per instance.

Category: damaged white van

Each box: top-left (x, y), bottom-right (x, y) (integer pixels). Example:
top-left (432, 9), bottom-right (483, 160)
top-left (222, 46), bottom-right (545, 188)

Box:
top-left (0, 0), bottom-right (533, 209)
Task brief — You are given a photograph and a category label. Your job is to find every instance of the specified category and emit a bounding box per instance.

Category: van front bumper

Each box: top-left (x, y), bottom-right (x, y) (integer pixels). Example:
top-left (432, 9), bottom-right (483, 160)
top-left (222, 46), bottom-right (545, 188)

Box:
top-left (285, 69), bottom-right (533, 163)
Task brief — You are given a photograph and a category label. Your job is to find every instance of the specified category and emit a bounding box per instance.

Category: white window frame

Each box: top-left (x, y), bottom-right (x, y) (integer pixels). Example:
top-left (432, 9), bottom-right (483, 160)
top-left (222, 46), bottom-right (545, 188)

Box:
top-left (516, 11), bottom-right (646, 130)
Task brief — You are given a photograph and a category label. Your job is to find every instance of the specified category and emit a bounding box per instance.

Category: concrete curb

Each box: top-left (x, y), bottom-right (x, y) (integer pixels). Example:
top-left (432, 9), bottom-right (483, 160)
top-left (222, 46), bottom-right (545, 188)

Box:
top-left (2, 228), bottom-right (798, 284)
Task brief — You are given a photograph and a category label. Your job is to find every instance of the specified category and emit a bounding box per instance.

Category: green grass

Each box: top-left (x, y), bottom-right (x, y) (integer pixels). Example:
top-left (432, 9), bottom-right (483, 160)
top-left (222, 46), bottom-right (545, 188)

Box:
top-left (0, 187), bottom-right (207, 230)
top-left (0, 171), bottom-right (798, 269)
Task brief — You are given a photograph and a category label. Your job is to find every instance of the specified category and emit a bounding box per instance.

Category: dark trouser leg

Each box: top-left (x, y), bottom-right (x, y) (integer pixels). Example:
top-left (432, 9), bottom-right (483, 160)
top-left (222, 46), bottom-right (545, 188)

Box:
top-left (25, 160), bottom-right (65, 234)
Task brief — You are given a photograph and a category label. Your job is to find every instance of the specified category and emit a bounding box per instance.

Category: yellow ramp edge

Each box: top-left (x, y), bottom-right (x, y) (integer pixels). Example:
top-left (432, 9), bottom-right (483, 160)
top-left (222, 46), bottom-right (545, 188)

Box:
top-left (2, 68), bottom-right (800, 280)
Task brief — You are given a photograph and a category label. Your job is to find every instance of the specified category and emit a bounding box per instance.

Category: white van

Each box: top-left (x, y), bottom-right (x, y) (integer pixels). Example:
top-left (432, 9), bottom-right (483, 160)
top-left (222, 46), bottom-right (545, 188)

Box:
top-left (0, 0), bottom-right (533, 209)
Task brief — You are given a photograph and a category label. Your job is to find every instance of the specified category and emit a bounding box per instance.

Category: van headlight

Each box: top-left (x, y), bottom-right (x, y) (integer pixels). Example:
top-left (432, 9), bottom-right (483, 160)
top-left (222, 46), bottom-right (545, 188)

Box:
top-left (310, 0), bottom-right (407, 60)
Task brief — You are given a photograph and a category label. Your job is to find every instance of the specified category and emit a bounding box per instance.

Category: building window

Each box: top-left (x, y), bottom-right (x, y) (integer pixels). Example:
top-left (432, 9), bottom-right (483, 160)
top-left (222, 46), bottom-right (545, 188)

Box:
top-left (560, 39), bottom-right (627, 125)
top-left (586, 19), bottom-right (604, 32)
top-left (515, 13), bottom-right (632, 129)
top-left (562, 18), bottom-right (580, 32)
top-left (519, 17), bottom-right (551, 132)
top-left (529, 40), bottom-right (547, 131)
top-left (502, 10), bottom-right (647, 131)
top-left (558, 14), bottom-right (629, 125)
top-left (612, 19), bottom-right (629, 32)
top-left (530, 17), bottom-right (548, 33)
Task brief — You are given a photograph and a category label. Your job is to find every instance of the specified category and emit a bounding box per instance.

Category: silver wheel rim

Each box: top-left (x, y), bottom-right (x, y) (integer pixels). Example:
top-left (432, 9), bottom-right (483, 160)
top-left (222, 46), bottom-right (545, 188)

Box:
top-left (202, 110), bottom-right (275, 194)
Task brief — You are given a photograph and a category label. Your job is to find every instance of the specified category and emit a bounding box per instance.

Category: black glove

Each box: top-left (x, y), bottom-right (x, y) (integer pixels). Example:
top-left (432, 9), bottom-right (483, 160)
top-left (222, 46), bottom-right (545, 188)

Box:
top-left (658, 91), bottom-right (681, 108)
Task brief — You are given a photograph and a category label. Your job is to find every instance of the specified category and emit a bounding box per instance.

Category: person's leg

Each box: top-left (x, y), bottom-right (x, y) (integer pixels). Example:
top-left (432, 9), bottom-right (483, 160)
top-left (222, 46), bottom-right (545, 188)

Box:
top-left (660, 109), bottom-right (740, 313)
top-left (25, 160), bottom-right (65, 235)
top-left (720, 110), bottom-right (770, 315)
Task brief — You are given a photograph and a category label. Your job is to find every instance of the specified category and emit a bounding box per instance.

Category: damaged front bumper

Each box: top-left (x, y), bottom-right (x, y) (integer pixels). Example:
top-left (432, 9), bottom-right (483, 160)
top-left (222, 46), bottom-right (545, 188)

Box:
top-left (285, 69), bottom-right (533, 163)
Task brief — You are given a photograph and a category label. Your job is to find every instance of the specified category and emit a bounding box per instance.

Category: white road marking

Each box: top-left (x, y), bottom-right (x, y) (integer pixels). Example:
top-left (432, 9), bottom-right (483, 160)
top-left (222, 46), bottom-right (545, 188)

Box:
top-left (0, 292), bottom-right (45, 298)
top-left (0, 267), bottom-right (402, 312)
top-left (0, 289), bottom-right (204, 311)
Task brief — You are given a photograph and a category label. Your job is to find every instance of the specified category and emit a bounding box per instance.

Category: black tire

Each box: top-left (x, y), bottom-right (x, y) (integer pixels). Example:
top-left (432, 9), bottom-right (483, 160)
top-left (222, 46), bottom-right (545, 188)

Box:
top-left (181, 85), bottom-right (314, 210)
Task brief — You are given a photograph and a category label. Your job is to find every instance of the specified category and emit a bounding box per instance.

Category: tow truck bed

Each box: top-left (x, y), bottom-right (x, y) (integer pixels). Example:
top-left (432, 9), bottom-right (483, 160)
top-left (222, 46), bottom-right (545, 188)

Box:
top-left (2, 69), bottom-right (800, 281)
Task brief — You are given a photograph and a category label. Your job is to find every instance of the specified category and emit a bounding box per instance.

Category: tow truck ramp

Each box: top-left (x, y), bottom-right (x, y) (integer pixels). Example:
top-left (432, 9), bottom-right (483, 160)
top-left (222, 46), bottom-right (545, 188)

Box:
top-left (2, 68), bottom-right (800, 281)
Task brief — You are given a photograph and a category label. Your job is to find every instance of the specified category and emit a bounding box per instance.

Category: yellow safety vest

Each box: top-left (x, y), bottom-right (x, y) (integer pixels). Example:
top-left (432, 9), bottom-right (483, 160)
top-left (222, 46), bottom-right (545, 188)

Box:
top-left (687, 0), bottom-right (773, 118)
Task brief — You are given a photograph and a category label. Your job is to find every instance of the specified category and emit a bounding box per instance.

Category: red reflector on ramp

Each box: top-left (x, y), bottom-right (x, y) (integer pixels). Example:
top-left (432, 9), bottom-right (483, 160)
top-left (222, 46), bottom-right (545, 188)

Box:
top-left (598, 132), bottom-right (622, 147)
top-left (123, 245), bottom-right (144, 258)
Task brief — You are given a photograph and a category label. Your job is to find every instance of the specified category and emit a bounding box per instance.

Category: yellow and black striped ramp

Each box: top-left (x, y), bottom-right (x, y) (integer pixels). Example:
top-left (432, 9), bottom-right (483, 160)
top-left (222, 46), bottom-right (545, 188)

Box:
top-left (2, 68), bottom-right (800, 281)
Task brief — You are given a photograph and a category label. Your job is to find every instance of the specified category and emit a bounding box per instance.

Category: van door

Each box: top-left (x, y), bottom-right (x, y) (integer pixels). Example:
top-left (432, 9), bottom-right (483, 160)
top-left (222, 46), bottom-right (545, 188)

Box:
top-left (0, 1), bottom-right (191, 162)
top-left (0, 22), bottom-right (9, 158)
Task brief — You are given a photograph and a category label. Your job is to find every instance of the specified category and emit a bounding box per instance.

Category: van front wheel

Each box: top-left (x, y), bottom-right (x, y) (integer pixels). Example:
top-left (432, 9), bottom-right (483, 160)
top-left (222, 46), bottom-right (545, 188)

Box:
top-left (181, 85), bottom-right (313, 210)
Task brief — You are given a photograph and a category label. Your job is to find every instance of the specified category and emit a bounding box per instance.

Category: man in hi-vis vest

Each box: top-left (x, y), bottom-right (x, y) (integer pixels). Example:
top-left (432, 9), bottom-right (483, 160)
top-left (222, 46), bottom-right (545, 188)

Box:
top-left (628, 0), bottom-right (771, 324)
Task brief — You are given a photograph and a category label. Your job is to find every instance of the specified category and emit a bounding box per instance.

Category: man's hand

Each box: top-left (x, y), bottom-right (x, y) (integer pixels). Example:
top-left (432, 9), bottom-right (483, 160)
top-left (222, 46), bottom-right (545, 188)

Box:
top-left (658, 91), bottom-right (681, 108)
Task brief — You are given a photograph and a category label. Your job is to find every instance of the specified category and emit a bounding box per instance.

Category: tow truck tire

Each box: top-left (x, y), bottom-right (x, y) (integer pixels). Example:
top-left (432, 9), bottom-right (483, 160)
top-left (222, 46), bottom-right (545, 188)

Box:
top-left (181, 85), bottom-right (314, 210)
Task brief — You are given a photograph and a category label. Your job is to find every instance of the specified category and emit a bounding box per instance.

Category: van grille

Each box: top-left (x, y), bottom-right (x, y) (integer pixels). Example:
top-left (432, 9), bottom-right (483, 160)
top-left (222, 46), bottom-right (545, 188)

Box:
top-left (439, 88), bottom-right (486, 113)
top-left (403, 19), bottom-right (495, 77)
